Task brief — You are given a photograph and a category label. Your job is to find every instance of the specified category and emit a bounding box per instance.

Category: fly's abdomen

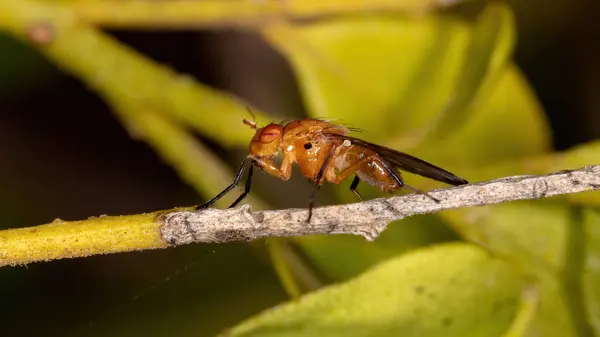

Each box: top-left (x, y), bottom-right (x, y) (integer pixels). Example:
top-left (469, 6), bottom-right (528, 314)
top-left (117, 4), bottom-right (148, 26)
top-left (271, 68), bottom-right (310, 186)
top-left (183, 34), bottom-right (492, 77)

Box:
top-left (356, 159), bottom-right (402, 192)
top-left (334, 146), bottom-right (401, 192)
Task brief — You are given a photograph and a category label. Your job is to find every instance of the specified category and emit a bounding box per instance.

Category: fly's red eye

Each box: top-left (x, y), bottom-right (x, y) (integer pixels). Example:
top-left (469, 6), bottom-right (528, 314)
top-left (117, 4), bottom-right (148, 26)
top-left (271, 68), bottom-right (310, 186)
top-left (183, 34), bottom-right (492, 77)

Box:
top-left (258, 125), bottom-right (281, 143)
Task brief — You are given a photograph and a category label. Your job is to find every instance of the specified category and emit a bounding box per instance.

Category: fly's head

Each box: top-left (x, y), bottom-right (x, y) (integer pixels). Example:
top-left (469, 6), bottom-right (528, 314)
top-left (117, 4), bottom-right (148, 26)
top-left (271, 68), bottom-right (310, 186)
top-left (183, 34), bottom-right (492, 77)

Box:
top-left (245, 120), bottom-right (282, 158)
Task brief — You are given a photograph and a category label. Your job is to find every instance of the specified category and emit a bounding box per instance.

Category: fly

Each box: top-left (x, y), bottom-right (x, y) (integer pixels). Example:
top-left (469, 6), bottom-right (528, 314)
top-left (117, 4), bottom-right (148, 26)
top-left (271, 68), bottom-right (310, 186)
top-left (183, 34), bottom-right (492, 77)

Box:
top-left (196, 118), bottom-right (468, 221)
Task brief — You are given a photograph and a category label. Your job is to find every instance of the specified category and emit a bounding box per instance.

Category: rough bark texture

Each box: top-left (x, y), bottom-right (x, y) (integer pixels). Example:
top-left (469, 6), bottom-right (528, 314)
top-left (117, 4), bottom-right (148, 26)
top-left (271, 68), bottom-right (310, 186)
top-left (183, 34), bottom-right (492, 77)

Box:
top-left (161, 165), bottom-right (600, 244)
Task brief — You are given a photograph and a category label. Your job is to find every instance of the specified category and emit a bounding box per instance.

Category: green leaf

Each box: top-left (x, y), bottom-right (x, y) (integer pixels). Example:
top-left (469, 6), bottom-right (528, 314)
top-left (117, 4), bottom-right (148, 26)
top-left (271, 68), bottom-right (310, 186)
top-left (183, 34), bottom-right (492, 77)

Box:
top-left (381, 63), bottom-right (552, 197)
top-left (264, 15), bottom-right (471, 142)
top-left (266, 238), bottom-right (326, 298)
top-left (415, 63), bottom-right (551, 169)
top-left (443, 201), bottom-right (569, 273)
top-left (400, 3), bottom-right (517, 146)
top-left (440, 202), bottom-right (583, 337)
top-left (225, 243), bottom-right (523, 337)
top-left (293, 214), bottom-right (458, 281)
top-left (583, 208), bottom-right (600, 335)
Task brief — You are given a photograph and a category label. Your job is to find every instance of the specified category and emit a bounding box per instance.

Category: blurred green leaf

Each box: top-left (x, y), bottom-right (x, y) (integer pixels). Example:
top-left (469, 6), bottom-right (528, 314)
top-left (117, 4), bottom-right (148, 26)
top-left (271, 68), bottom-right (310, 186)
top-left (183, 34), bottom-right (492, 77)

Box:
top-left (443, 201), bottom-right (568, 274)
top-left (440, 201), bottom-right (588, 337)
top-left (502, 284), bottom-right (539, 337)
top-left (225, 243), bottom-right (523, 337)
top-left (293, 213), bottom-right (459, 281)
top-left (266, 238), bottom-right (326, 298)
top-left (265, 16), bottom-right (470, 142)
top-left (419, 3), bottom-right (516, 143)
top-left (583, 209), bottom-right (600, 335)
top-left (417, 64), bottom-right (551, 172)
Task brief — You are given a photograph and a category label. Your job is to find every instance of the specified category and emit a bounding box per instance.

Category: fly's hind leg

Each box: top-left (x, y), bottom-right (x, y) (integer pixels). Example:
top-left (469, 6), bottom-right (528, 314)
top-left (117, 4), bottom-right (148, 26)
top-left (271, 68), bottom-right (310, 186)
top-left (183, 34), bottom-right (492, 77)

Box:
top-left (377, 159), bottom-right (440, 203)
top-left (349, 176), bottom-right (363, 201)
top-left (327, 155), bottom-right (379, 200)
top-left (330, 156), bottom-right (440, 203)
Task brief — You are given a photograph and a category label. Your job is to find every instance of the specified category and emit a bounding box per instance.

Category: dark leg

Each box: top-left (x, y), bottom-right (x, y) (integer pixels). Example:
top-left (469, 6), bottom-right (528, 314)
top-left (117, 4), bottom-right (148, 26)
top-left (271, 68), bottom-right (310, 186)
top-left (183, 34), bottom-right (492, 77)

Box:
top-left (229, 164), bottom-right (254, 208)
top-left (307, 146), bottom-right (336, 222)
top-left (402, 184), bottom-right (440, 203)
top-left (195, 157), bottom-right (250, 211)
top-left (378, 160), bottom-right (440, 203)
top-left (349, 176), bottom-right (363, 201)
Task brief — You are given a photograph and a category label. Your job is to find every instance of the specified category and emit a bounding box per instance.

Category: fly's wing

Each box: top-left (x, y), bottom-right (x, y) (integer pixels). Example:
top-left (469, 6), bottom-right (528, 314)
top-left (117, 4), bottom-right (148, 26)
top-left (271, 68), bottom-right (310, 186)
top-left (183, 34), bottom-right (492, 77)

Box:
top-left (323, 134), bottom-right (468, 186)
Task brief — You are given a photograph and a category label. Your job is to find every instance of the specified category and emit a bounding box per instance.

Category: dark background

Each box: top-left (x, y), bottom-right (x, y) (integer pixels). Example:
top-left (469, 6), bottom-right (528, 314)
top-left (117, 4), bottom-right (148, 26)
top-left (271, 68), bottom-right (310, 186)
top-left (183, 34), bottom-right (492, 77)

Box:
top-left (0, 0), bottom-right (598, 336)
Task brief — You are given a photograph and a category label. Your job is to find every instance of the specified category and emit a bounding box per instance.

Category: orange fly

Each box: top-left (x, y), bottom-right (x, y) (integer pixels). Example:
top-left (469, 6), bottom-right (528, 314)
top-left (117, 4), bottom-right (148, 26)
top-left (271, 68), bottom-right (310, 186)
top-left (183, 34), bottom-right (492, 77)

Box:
top-left (196, 118), bottom-right (468, 221)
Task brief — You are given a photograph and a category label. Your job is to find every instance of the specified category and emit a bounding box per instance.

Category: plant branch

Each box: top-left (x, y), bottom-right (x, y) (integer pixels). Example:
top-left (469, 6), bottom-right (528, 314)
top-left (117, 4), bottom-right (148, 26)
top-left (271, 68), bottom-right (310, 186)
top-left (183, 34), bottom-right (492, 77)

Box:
top-left (161, 165), bottom-right (600, 244)
top-left (1, 166), bottom-right (598, 268)
top-left (71, 0), bottom-right (472, 29)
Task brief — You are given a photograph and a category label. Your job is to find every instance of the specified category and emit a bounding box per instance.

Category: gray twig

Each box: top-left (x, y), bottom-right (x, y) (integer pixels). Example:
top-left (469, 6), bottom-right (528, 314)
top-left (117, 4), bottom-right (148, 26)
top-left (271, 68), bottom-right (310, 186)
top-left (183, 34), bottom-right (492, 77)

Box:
top-left (160, 165), bottom-right (600, 244)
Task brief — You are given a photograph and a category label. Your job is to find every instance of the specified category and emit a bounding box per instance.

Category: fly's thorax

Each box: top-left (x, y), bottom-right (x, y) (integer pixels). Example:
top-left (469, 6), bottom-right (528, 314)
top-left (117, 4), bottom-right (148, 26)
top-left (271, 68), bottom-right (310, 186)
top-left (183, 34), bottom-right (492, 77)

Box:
top-left (282, 119), bottom-right (349, 139)
top-left (290, 135), bottom-right (323, 161)
top-left (277, 119), bottom-right (351, 180)
top-left (284, 135), bottom-right (330, 180)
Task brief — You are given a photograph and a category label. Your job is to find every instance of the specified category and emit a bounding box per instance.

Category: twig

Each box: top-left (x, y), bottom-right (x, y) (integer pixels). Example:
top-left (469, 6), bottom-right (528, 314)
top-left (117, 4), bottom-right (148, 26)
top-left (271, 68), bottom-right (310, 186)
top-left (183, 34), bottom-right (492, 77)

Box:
top-left (1, 165), bottom-right (598, 268)
top-left (161, 165), bottom-right (600, 244)
top-left (71, 0), bottom-right (472, 29)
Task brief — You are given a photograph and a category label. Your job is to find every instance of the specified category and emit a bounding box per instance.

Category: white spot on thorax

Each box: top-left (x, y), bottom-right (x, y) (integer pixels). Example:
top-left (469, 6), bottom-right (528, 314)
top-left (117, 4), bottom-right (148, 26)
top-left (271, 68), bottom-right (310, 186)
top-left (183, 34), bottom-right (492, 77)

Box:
top-left (286, 145), bottom-right (294, 152)
top-left (342, 140), bottom-right (351, 147)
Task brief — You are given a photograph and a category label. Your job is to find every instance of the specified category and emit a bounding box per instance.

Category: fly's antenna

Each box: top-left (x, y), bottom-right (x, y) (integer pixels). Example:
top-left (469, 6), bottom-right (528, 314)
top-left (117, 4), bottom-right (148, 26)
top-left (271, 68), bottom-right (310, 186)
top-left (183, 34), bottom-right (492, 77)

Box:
top-left (243, 106), bottom-right (258, 129)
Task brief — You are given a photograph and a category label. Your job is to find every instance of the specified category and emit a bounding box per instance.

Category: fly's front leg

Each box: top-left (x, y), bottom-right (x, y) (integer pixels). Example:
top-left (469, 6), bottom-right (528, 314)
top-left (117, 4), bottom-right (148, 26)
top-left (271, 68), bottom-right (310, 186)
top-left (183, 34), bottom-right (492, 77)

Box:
top-left (251, 155), bottom-right (293, 181)
top-left (229, 164), bottom-right (254, 208)
top-left (196, 157), bottom-right (251, 211)
top-left (198, 154), bottom-right (293, 212)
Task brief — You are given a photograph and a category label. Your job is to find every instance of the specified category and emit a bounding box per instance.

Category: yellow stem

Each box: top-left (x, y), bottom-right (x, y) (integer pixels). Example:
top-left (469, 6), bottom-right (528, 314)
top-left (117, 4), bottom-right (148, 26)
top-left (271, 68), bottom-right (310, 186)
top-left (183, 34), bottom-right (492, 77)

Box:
top-left (71, 0), bottom-right (464, 29)
top-left (0, 210), bottom-right (176, 267)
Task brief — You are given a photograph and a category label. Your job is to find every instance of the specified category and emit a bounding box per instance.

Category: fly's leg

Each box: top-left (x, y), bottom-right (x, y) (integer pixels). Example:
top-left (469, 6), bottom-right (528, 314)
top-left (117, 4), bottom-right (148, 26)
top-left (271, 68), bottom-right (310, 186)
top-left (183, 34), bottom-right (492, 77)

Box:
top-left (377, 159), bottom-right (440, 203)
top-left (349, 176), bottom-right (363, 201)
top-left (197, 155), bottom-right (292, 212)
top-left (328, 156), bottom-right (376, 183)
top-left (307, 146), bottom-right (336, 223)
top-left (252, 155), bottom-right (293, 181)
top-left (327, 155), bottom-right (379, 202)
top-left (328, 156), bottom-right (440, 203)
top-left (196, 157), bottom-right (251, 211)
top-left (229, 164), bottom-right (254, 208)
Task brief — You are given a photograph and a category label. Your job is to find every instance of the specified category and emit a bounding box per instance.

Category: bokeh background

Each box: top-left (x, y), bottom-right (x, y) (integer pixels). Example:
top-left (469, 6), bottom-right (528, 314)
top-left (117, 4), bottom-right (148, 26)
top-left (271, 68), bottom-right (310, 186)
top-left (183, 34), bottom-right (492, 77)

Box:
top-left (1, 0), bottom-right (599, 336)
